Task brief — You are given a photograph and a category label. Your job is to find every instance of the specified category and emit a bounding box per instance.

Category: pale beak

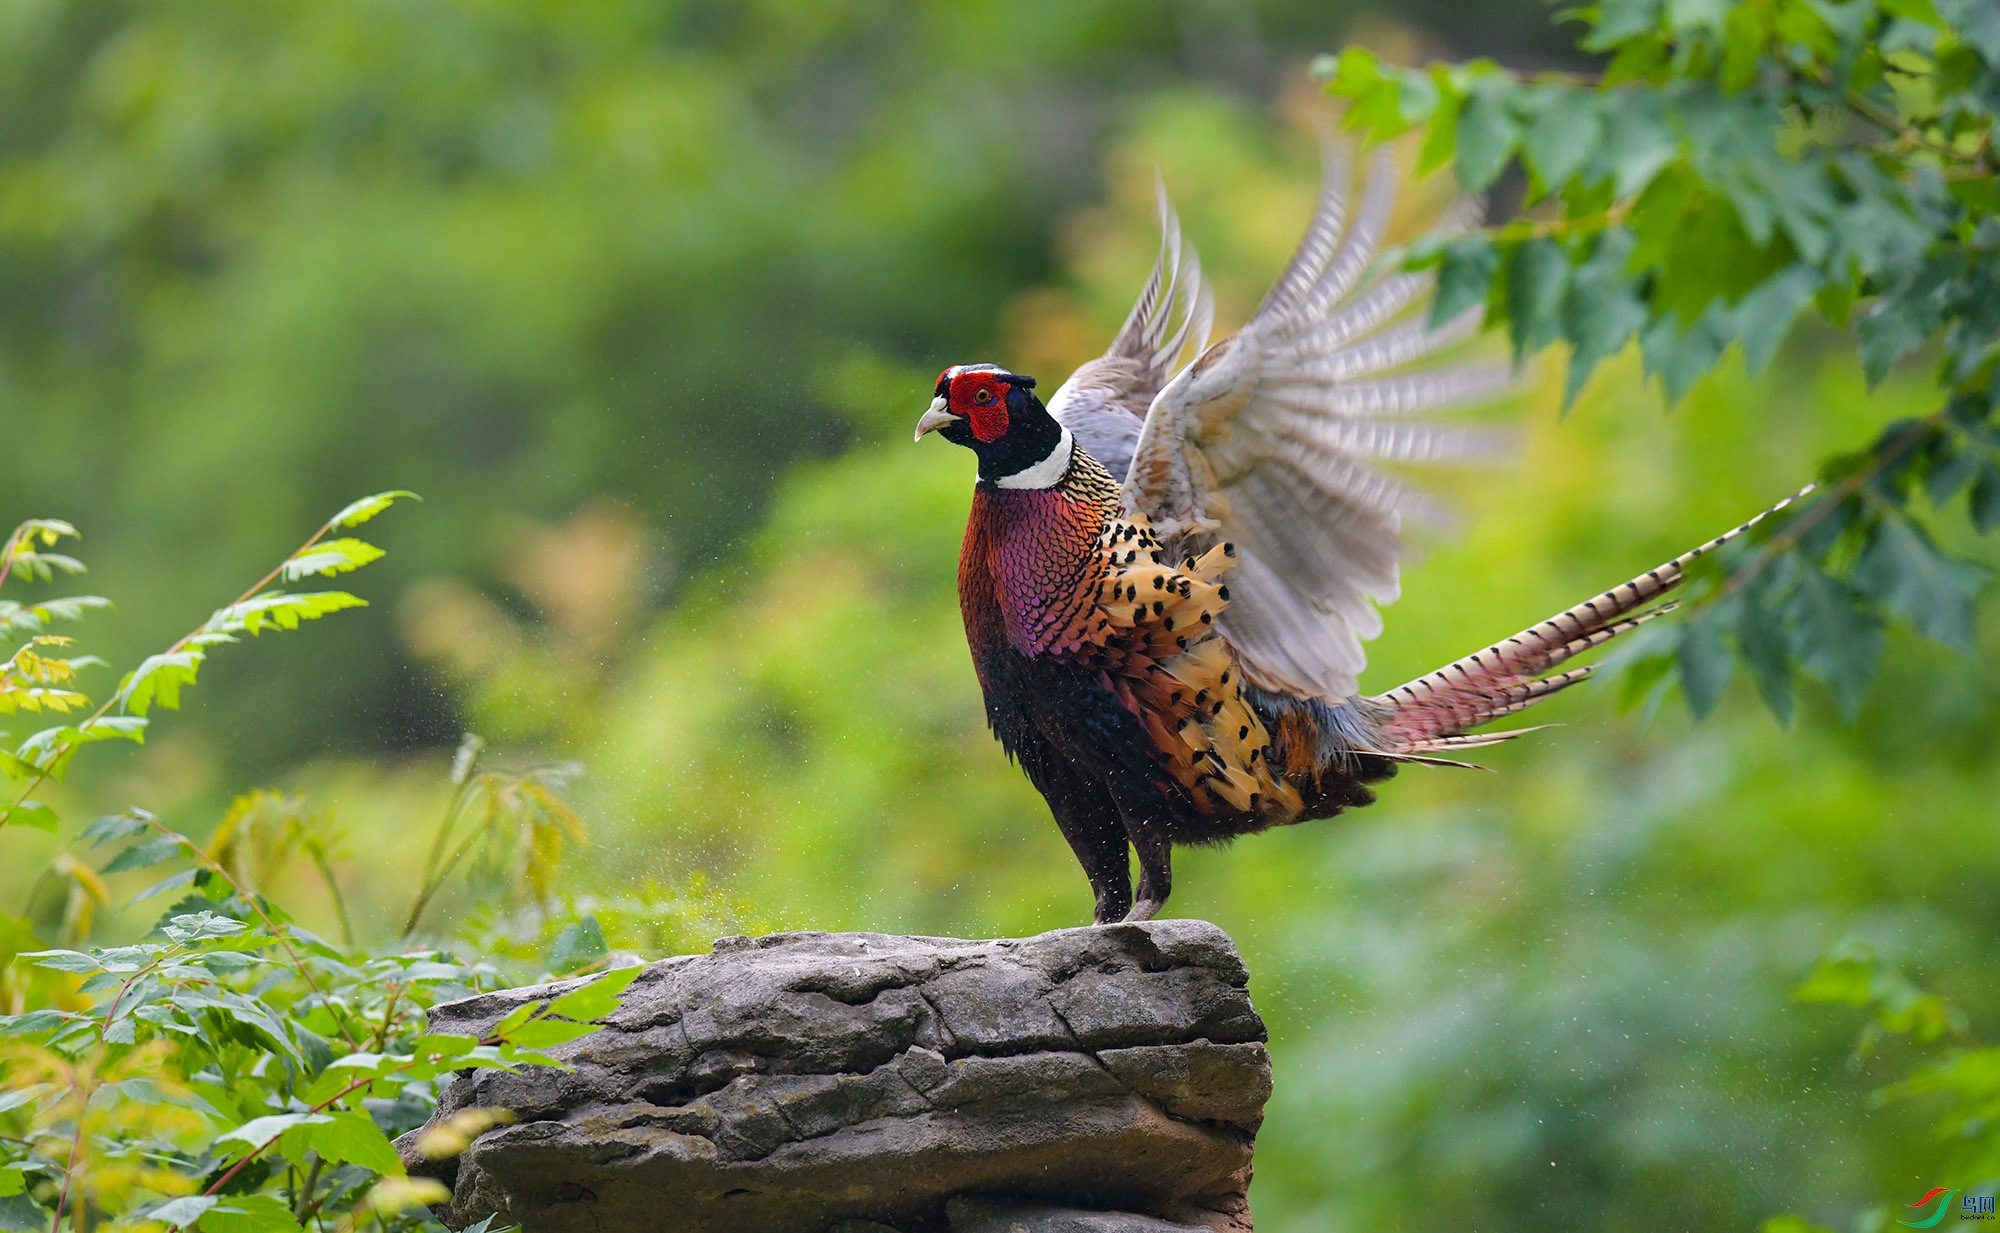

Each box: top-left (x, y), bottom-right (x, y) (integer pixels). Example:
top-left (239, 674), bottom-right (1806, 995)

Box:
top-left (914, 397), bottom-right (955, 442)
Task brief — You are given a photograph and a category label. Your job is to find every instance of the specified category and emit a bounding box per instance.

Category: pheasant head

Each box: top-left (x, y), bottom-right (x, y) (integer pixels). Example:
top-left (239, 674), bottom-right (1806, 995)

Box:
top-left (914, 363), bottom-right (1073, 490)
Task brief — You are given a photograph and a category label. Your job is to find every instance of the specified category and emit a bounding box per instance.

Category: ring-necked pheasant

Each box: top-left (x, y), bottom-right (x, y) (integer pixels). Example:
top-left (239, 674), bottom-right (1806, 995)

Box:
top-left (916, 148), bottom-right (1799, 924)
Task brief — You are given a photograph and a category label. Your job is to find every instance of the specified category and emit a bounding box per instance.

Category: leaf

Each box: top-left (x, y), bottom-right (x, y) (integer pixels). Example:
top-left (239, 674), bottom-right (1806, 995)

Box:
top-left (1732, 267), bottom-right (1818, 374)
top-left (1852, 515), bottom-right (1988, 652)
top-left (1934, 0), bottom-right (2000, 63)
top-left (1506, 237), bottom-right (1570, 360)
top-left (14, 716), bottom-right (146, 780)
top-left (1783, 567), bottom-right (1883, 718)
top-left (365, 1177), bottom-right (451, 1214)
top-left (281, 538), bottom-right (386, 582)
top-left (288, 1110), bottom-right (404, 1175)
top-left (1640, 304), bottom-right (1733, 406)
top-left (488, 999), bottom-right (545, 1040)
top-left (1676, 607), bottom-right (1735, 718)
top-left (0, 1009), bottom-right (70, 1035)
top-left (78, 715), bottom-right (147, 742)
top-left (101, 834), bottom-right (186, 874)
top-left (211, 592), bottom-right (368, 636)
top-left (121, 650), bottom-right (206, 716)
top-left (5, 801), bottom-right (57, 833)
top-left (1520, 86), bottom-right (1602, 192)
top-left (543, 916), bottom-right (609, 976)
top-left (82, 811), bottom-right (154, 847)
top-left (1925, 441), bottom-right (1979, 507)
top-left (1416, 75), bottom-right (1462, 175)
top-left (1429, 237), bottom-right (1499, 329)
top-left (1719, 5), bottom-right (1767, 91)
top-left (415, 1108), bottom-right (517, 1161)
top-left (328, 491), bottom-right (421, 530)
top-left (0, 1166), bottom-right (21, 1198)
top-left (0, 595), bottom-right (111, 640)
top-left (1857, 291), bottom-right (1936, 386)
top-left (160, 911), bottom-right (248, 941)
top-left (1972, 463), bottom-right (2000, 532)
top-left (23, 949), bottom-right (101, 974)
top-left (1324, 46), bottom-right (1378, 97)
top-left (493, 1018), bottom-right (601, 1049)
top-left (217, 1112), bottom-right (330, 1150)
top-left (0, 1084), bottom-right (50, 1114)
top-left (543, 963), bottom-right (640, 1023)
top-left (197, 1194), bottom-right (305, 1233)
top-left (132, 869), bottom-right (201, 902)
top-left (1454, 78), bottom-right (1522, 192)
top-left (1739, 593), bottom-right (1793, 725)
top-left (1584, 0), bottom-right (1667, 48)
top-left (1561, 227), bottom-right (1647, 407)
top-left (1593, 91), bottom-right (1677, 195)
top-left (145, 1195), bottom-right (219, 1228)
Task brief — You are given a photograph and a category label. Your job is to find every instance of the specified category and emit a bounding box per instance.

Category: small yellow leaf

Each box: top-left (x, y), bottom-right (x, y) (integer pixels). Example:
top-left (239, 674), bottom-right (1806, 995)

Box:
top-left (367, 1176), bottom-right (452, 1212)
top-left (416, 1107), bottom-right (517, 1160)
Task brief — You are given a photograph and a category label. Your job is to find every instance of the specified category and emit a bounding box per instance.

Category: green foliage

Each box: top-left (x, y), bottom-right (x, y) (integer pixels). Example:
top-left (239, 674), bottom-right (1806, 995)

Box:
top-left (1781, 943), bottom-right (2000, 1224)
top-left (0, 871), bottom-right (605, 1233)
top-left (399, 737), bottom-right (589, 939)
top-left (1, 495), bottom-right (414, 830)
top-left (1326, 0), bottom-right (2000, 727)
top-left (0, 497), bottom-right (691, 1233)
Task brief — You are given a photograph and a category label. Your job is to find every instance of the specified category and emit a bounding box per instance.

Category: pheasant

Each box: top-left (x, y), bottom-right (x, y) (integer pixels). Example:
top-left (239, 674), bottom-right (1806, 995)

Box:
top-left (916, 148), bottom-right (1798, 924)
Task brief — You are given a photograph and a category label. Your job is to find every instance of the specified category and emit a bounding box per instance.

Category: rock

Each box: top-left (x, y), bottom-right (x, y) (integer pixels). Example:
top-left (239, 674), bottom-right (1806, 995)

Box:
top-left (945, 1195), bottom-right (1215, 1231)
top-left (400, 920), bottom-right (1269, 1233)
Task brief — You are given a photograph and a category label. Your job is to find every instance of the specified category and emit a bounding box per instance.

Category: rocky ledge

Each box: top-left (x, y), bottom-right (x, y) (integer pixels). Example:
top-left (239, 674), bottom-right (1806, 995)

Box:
top-left (398, 920), bottom-right (1271, 1233)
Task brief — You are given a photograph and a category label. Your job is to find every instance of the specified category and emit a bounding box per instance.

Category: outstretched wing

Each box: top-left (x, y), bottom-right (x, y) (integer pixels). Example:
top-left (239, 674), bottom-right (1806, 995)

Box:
top-left (1047, 179), bottom-right (1214, 483)
top-left (1122, 145), bottom-right (1505, 702)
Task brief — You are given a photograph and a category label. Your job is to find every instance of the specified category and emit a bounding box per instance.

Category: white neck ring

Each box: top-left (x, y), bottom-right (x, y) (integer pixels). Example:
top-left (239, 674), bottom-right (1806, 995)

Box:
top-left (992, 426), bottom-right (1074, 490)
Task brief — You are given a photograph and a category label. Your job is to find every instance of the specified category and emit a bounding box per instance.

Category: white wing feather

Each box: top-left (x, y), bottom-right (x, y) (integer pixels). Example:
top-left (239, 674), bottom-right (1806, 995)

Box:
top-left (1120, 145), bottom-right (1504, 701)
top-left (1047, 177), bottom-right (1213, 483)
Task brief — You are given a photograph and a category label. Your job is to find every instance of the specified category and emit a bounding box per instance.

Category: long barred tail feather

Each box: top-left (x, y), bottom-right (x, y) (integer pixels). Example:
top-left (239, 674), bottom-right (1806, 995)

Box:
top-left (1371, 484), bottom-right (1815, 752)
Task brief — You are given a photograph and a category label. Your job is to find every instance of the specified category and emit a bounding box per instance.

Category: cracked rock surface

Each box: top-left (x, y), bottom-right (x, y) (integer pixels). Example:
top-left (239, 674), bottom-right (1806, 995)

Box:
top-left (399, 921), bottom-right (1269, 1233)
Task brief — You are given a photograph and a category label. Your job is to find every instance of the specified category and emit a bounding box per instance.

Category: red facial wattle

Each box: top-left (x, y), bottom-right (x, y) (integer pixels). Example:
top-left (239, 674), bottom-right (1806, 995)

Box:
top-left (951, 374), bottom-right (1010, 443)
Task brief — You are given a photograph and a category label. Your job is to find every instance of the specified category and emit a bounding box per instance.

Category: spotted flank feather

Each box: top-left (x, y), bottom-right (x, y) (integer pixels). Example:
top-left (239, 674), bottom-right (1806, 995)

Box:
top-left (1079, 524), bottom-right (1305, 818)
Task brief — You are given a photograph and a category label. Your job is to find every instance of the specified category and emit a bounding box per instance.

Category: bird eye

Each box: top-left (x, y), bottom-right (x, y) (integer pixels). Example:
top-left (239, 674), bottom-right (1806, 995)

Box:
top-left (973, 388), bottom-right (994, 404)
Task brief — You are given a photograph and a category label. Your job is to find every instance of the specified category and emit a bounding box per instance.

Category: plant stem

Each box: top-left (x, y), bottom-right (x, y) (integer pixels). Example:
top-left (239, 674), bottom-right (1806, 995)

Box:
top-left (198, 1075), bottom-right (376, 1199)
top-left (370, 984), bottom-right (403, 1053)
top-left (45, 1058), bottom-right (84, 1233)
top-left (404, 756), bottom-right (482, 934)
top-left (293, 1157), bottom-right (328, 1223)
top-left (309, 846), bottom-right (356, 949)
top-left (0, 525), bottom-right (29, 596)
top-left (400, 823), bottom-right (488, 941)
top-left (1844, 88), bottom-right (1995, 169)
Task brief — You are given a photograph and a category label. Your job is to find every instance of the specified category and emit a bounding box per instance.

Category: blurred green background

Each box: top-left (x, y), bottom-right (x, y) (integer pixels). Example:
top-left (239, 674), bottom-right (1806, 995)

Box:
top-left (5, 1), bottom-right (1996, 1229)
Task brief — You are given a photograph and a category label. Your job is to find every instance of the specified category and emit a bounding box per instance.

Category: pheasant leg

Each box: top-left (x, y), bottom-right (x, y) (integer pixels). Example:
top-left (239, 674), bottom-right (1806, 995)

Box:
top-left (1122, 826), bottom-right (1172, 922)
